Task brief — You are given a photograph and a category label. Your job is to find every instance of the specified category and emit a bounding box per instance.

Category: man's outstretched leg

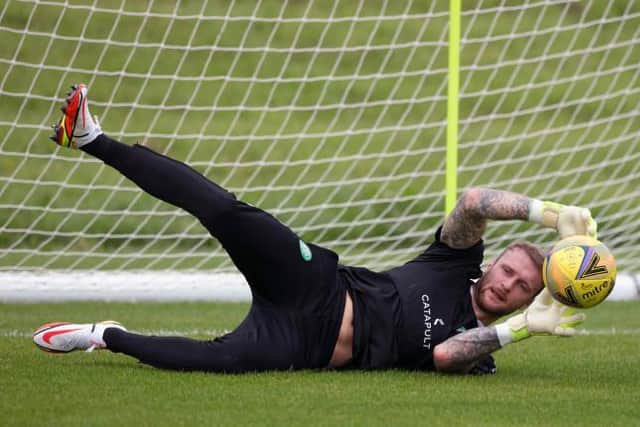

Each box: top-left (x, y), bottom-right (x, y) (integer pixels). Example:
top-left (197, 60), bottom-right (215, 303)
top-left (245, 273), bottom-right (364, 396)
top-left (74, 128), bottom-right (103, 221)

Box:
top-left (52, 85), bottom-right (240, 227)
top-left (49, 84), bottom-right (341, 309)
top-left (33, 297), bottom-right (313, 373)
top-left (39, 84), bottom-right (346, 373)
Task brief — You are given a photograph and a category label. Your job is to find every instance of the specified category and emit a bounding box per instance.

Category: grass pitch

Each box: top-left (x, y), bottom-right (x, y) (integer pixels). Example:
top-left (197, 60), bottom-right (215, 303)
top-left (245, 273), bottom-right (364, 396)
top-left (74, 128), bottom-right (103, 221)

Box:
top-left (2, 301), bottom-right (639, 426)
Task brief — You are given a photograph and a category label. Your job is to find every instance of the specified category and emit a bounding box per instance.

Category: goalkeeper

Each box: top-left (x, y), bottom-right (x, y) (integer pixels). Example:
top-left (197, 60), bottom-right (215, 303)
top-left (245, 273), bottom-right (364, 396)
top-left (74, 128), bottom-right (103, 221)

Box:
top-left (34, 84), bottom-right (596, 374)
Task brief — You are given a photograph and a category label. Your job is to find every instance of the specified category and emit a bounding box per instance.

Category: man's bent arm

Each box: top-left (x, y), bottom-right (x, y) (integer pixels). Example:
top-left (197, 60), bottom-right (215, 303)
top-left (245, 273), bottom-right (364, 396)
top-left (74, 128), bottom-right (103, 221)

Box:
top-left (433, 289), bottom-right (589, 374)
top-left (432, 326), bottom-right (502, 374)
top-left (440, 188), bottom-right (530, 249)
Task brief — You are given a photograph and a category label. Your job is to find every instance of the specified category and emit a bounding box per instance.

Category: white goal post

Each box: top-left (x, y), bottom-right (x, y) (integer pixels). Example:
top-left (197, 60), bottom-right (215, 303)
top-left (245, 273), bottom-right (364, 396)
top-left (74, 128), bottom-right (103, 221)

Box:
top-left (1, 1), bottom-right (639, 301)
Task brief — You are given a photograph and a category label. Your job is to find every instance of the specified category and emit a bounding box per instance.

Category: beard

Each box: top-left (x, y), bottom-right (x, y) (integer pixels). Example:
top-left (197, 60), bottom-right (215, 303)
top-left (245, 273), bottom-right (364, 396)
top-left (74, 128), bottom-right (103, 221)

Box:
top-left (472, 274), bottom-right (513, 318)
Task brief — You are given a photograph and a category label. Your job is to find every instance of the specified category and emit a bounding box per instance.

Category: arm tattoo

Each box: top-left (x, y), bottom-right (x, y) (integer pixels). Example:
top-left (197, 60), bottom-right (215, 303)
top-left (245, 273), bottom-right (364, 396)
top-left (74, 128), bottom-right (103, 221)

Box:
top-left (434, 326), bottom-right (502, 373)
top-left (475, 188), bottom-right (530, 220)
top-left (441, 188), bottom-right (530, 248)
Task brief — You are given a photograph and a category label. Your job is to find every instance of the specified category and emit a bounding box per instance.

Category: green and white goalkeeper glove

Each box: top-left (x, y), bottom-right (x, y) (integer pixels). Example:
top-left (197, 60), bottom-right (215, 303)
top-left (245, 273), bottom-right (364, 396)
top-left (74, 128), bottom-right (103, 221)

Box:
top-left (529, 199), bottom-right (598, 239)
top-left (494, 288), bottom-right (586, 346)
top-left (528, 200), bottom-right (598, 239)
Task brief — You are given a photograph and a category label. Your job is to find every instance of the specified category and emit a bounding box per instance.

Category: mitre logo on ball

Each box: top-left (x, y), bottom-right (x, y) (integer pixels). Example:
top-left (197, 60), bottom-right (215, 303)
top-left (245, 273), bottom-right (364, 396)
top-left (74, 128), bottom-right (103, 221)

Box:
top-left (542, 235), bottom-right (616, 309)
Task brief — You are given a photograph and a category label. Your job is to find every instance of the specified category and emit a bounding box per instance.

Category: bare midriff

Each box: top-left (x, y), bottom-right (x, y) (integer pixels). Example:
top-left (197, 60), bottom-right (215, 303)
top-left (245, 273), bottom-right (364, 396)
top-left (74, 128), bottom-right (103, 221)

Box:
top-left (328, 291), bottom-right (354, 367)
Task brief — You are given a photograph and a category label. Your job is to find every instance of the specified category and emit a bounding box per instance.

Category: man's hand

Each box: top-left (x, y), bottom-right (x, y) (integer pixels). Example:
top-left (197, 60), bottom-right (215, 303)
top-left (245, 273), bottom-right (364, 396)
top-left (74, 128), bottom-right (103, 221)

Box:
top-left (523, 288), bottom-right (586, 336)
top-left (557, 205), bottom-right (598, 238)
top-left (529, 200), bottom-right (598, 239)
top-left (495, 288), bottom-right (586, 345)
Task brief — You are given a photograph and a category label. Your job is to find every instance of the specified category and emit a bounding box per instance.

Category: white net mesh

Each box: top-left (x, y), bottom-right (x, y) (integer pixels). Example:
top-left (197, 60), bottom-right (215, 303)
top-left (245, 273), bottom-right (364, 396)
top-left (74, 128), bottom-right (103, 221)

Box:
top-left (1, 0), bottom-right (639, 297)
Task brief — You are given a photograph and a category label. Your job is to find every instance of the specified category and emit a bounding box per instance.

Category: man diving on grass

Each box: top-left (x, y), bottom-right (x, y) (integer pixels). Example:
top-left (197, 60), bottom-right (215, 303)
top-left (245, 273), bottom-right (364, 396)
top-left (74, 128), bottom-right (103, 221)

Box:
top-left (34, 84), bottom-right (594, 375)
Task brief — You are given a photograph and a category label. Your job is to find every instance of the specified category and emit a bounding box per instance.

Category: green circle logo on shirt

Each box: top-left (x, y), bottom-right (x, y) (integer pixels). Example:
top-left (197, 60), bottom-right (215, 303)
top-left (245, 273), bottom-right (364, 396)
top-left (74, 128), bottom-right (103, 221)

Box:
top-left (299, 240), bottom-right (312, 262)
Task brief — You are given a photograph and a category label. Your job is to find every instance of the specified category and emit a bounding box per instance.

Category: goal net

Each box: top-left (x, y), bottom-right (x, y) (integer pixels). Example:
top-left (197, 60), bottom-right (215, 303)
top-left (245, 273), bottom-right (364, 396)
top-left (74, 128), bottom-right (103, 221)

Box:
top-left (1, 0), bottom-right (639, 300)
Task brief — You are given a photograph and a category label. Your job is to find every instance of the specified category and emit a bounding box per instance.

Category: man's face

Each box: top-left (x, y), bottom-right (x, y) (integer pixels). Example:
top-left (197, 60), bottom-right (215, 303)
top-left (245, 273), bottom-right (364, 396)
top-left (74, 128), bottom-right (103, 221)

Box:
top-left (475, 246), bottom-right (543, 316)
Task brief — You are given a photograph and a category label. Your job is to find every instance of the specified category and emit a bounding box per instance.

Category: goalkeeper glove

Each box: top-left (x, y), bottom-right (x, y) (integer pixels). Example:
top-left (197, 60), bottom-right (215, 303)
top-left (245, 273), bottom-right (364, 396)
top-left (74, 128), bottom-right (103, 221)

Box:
top-left (528, 200), bottom-right (598, 239)
top-left (494, 288), bottom-right (586, 346)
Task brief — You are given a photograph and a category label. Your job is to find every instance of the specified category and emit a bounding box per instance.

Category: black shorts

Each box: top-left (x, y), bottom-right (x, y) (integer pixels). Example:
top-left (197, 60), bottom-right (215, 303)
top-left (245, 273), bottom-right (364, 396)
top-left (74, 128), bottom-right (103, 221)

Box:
top-left (89, 136), bottom-right (346, 372)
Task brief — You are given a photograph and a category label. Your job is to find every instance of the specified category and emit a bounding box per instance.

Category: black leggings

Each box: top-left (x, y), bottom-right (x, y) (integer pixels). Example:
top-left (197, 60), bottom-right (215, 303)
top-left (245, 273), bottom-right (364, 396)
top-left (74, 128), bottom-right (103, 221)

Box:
top-left (85, 135), bottom-right (345, 372)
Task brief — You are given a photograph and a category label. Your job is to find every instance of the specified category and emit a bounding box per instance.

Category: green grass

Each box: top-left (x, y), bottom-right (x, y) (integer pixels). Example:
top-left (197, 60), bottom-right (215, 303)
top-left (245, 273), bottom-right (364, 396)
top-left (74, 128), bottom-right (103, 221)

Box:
top-left (2, 301), bottom-right (639, 426)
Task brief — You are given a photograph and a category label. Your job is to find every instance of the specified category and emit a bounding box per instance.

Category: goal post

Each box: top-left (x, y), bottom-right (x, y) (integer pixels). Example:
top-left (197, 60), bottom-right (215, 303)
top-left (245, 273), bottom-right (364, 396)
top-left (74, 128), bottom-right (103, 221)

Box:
top-left (1, 0), bottom-right (639, 301)
top-left (446, 0), bottom-right (461, 215)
